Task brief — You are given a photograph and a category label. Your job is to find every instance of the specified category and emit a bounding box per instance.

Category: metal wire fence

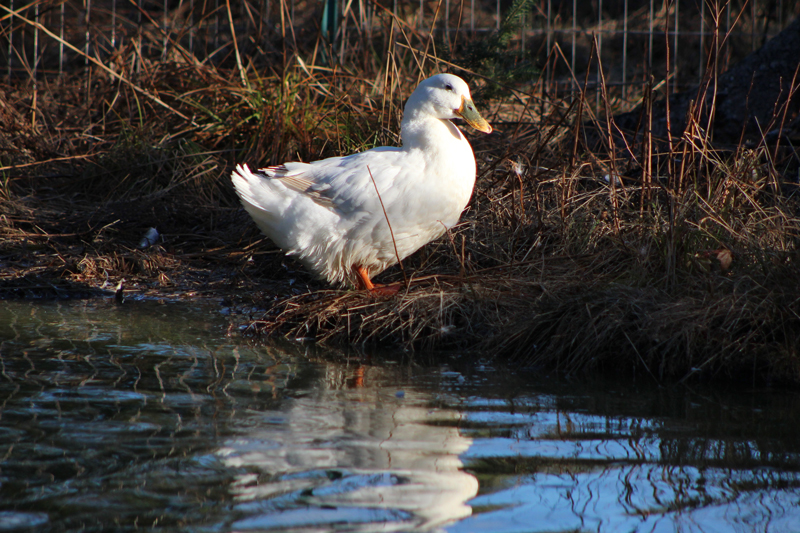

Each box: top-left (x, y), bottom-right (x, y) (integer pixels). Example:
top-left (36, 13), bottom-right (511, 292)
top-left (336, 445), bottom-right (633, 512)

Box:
top-left (1, 0), bottom-right (798, 99)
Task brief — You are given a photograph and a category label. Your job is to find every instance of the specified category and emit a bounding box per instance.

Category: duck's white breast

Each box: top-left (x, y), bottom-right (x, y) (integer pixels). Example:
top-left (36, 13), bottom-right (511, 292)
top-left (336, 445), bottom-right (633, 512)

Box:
top-left (353, 118), bottom-right (476, 272)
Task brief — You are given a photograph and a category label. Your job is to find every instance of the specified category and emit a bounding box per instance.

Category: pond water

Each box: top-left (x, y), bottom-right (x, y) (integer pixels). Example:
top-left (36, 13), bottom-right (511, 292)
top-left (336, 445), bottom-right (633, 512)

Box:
top-left (1, 299), bottom-right (800, 533)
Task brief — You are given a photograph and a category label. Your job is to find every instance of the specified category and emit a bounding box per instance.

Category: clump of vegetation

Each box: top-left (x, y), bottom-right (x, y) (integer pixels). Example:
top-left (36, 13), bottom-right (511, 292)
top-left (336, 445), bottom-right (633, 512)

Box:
top-left (1, 1), bottom-right (799, 385)
top-left (445, 0), bottom-right (540, 99)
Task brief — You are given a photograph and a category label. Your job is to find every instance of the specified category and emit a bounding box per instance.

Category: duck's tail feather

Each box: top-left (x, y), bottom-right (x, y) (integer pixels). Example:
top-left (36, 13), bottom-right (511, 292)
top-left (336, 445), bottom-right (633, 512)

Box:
top-left (231, 163), bottom-right (349, 284)
top-left (231, 163), bottom-right (290, 243)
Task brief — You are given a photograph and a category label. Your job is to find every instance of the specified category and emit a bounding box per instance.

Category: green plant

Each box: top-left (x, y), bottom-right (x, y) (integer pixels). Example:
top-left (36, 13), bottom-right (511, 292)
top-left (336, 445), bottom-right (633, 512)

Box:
top-left (447, 0), bottom-right (540, 99)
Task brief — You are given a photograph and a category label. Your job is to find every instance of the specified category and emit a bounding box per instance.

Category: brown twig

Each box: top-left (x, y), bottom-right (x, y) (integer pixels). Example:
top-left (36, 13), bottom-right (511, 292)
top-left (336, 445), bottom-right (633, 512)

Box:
top-left (367, 165), bottom-right (407, 287)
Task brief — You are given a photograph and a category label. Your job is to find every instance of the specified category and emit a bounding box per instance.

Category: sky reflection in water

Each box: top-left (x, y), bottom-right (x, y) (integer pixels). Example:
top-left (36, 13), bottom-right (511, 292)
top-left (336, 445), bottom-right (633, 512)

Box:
top-left (1, 299), bottom-right (799, 532)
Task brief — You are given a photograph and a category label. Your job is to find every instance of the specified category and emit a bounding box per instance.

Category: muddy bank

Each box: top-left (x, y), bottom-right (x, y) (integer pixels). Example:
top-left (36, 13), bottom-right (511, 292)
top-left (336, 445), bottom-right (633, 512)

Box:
top-left (3, 184), bottom-right (799, 386)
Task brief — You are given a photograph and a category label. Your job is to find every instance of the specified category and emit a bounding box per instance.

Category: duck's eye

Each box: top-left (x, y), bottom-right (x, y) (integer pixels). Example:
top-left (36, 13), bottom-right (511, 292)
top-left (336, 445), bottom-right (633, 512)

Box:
top-left (444, 84), bottom-right (454, 91)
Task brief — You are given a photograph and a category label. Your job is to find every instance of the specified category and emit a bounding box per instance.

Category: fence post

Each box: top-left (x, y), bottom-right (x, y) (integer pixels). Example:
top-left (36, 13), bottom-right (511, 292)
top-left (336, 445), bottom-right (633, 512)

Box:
top-left (7, 0), bottom-right (13, 82)
top-left (59, 0), bottom-right (65, 77)
top-left (622, 0), bottom-right (628, 100)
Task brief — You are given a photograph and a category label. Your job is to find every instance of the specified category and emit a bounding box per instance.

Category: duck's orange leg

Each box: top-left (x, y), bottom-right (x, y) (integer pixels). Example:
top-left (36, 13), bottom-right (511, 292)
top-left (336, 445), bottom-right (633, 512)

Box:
top-left (353, 265), bottom-right (376, 291)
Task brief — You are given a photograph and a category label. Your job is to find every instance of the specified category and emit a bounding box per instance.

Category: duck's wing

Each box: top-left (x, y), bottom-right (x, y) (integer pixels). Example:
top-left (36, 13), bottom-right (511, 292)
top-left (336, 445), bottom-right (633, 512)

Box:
top-left (255, 163), bottom-right (336, 209)
top-left (258, 147), bottom-right (411, 215)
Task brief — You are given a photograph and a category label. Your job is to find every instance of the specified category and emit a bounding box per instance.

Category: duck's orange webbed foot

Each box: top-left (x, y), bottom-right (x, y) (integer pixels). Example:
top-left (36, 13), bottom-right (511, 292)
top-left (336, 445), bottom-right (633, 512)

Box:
top-left (353, 266), bottom-right (402, 296)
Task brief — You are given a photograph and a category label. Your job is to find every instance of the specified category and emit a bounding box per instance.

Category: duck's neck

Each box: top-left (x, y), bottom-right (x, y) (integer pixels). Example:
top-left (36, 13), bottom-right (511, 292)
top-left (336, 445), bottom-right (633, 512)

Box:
top-left (400, 113), bottom-right (465, 151)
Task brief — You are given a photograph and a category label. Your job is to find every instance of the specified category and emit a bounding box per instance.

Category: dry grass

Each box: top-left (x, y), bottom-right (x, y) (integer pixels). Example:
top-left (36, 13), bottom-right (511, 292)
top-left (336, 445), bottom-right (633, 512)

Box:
top-left (2, 6), bottom-right (800, 384)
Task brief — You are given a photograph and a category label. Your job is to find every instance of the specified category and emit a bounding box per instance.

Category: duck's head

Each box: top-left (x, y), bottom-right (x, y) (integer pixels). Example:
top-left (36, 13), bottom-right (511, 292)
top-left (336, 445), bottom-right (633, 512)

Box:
top-left (405, 74), bottom-right (492, 134)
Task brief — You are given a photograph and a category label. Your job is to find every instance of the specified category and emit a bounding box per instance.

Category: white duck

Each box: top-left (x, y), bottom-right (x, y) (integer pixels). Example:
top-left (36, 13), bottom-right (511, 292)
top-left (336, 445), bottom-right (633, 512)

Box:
top-left (232, 73), bottom-right (492, 290)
